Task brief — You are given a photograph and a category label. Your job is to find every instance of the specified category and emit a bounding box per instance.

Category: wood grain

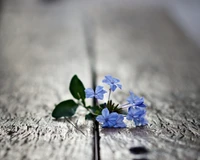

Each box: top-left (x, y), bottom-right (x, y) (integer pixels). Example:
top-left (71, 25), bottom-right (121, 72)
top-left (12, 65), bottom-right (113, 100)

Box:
top-left (94, 2), bottom-right (200, 160)
top-left (0, 0), bottom-right (93, 160)
top-left (1, 1), bottom-right (200, 160)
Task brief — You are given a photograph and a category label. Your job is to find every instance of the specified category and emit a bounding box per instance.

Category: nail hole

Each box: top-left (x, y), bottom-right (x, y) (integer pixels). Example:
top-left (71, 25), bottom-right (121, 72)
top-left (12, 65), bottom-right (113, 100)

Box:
top-left (129, 146), bottom-right (149, 154)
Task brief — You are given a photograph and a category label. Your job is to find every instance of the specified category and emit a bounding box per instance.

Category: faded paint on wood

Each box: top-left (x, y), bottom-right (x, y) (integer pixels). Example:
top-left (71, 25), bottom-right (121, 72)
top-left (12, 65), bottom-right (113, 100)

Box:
top-left (0, 0), bottom-right (93, 160)
top-left (94, 3), bottom-right (200, 160)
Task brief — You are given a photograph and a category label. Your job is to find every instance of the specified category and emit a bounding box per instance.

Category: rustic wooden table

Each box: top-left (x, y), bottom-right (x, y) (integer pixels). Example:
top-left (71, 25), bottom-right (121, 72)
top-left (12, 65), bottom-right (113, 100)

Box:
top-left (0, 0), bottom-right (199, 160)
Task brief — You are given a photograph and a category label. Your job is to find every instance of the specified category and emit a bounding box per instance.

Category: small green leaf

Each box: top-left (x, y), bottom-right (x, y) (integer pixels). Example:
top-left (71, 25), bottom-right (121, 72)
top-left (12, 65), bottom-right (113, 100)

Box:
top-left (52, 100), bottom-right (78, 119)
top-left (69, 75), bottom-right (85, 106)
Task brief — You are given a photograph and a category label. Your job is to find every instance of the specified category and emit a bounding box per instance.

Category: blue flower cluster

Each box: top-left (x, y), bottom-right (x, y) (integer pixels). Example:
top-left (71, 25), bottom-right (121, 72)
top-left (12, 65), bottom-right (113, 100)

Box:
top-left (126, 92), bottom-right (148, 126)
top-left (85, 75), bottom-right (147, 128)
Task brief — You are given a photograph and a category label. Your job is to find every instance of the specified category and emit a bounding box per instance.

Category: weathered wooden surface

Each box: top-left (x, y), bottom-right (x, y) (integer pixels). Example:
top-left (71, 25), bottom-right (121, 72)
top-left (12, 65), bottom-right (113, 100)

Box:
top-left (1, 1), bottom-right (200, 160)
top-left (0, 0), bottom-right (93, 160)
top-left (94, 3), bottom-right (200, 160)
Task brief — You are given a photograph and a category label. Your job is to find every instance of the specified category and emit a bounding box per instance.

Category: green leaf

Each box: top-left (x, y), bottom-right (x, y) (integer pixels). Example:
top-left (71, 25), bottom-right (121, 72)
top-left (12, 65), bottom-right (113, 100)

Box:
top-left (86, 105), bottom-right (103, 115)
top-left (85, 113), bottom-right (96, 120)
top-left (106, 100), bottom-right (123, 114)
top-left (52, 99), bottom-right (79, 119)
top-left (69, 75), bottom-right (86, 106)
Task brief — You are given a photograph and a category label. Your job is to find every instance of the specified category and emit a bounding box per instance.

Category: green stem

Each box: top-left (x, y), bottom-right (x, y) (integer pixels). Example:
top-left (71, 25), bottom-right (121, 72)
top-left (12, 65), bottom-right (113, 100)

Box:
top-left (79, 100), bottom-right (99, 116)
top-left (96, 99), bottom-right (102, 109)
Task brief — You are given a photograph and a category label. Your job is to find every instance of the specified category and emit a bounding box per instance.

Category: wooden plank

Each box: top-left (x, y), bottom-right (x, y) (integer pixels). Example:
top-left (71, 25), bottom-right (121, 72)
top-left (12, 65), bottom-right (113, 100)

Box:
top-left (94, 2), bottom-right (200, 160)
top-left (0, 0), bottom-right (93, 160)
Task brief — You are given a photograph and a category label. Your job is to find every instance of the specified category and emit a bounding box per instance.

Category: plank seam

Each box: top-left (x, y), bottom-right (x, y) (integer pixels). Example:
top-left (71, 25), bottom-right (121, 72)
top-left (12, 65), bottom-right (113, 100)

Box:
top-left (82, 15), bottom-right (101, 160)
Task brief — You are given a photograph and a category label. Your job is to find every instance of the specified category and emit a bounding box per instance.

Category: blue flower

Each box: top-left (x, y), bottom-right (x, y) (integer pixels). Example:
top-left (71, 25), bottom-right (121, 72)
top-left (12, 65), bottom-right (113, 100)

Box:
top-left (102, 75), bottom-right (122, 92)
top-left (96, 108), bottom-right (126, 128)
top-left (114, 114), bottom-right (126, 128)
top-left (126, 107), bottom-right (148, 126)
top-left (134, 116), bottom-right (148, 127)
top-left (96, 108), bottom-right (118, 127)
top-left (127, 92), bottom-right (146, 108)
top-left (85, 86), bottom-right (107, 100)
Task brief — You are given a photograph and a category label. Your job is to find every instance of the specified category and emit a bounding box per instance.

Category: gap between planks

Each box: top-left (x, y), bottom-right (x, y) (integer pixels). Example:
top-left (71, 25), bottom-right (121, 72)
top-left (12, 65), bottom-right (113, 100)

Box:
top-left (82, 13), bottom-right (101, 160)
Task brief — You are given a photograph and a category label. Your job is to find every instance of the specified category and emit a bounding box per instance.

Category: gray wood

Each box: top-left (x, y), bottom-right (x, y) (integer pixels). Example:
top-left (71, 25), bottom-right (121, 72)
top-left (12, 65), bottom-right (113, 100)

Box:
top-left (94, 3), bottom-right (200, 160)
top-left (1, 1), bottom-right (200, 160)
top-left (0, 0), bottom-right (93, 160)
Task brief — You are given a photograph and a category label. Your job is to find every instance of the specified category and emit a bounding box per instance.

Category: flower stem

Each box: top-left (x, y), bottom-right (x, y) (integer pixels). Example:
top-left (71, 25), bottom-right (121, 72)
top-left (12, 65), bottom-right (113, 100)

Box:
top-left (96, 99), bottom-right (99, 105)
top-left (119, 103), bottom-right (132, 109)
top-left (96, 99), bottom-right (102, 109)
top-left (108, 88), bottom-right (111, 102)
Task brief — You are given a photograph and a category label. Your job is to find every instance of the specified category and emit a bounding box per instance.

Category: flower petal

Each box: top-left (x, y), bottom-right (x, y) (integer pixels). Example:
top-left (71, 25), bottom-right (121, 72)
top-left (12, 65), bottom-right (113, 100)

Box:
top-left (108, 112), bottom-right (118, 120)
top-left (117, 84), bottom-right (122, 89)
top-left (96, 115), bottom-right (105, 123)
top-left (138, 103), bottom-right (146, 108)
top-left (110, 85), bottom-right (117, 91)
top-left (105, 75), bottom-right (113, 82)
top-left (112, 77), bottom-right (120, 83)
top-left (102, 108), bottom-right (109, 118)
top-left (134, 117), bottom-right (148, 126)
top-left (102, 122), bottom-right (109, 128)
top-left (85, 88), bottom-right (95, 98)
top-left (107, 112), bottom-right (118, 127)
top-left (126, 114), bottom-right (133, 120)
top-left (127, 92), bottom-right (135, 104)
top-left (140, 117), bottom-right (148, 126)
top-left (95, 86), bottom-right (104, 94)
top-left (127, 97), bottom-right (133, 104)
top-left (133, 109), bottom-right (146, 118)
top-left (135, 97), bottom-right (144, 106)
top-left (134, 119), bottom-right (140, 126)
top-left (97, 89), bottom-right (107, 95)
top-left (128, 106), bottom-right (134, 115)
top-left (94, 86), bottom-right (107, 100)
top-left (107, 120), bottom-right (116, 127)
top-left (95, 94), bottom-right (104, 100)
top-left (116, 114), bottom-right (124, 122)
top-left (102, 78), bottom-right (111, 85)
top-left (114, 121), bottom-right (126, 128)
top-left (114, 114), bottom-right (126, 128)
top-left (129, 91), bottom-right (135, 97)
